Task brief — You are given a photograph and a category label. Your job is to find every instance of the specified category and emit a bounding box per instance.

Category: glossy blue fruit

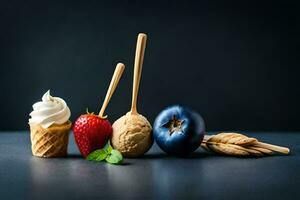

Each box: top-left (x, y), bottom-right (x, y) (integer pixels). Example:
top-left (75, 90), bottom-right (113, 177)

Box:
top-left (153, 105), bottom-right (205, 156)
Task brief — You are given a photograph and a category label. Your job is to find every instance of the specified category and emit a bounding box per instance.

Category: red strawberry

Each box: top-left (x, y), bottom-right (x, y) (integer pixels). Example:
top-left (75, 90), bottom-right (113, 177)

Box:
top-left (73, 114), bottom-right (112, 157)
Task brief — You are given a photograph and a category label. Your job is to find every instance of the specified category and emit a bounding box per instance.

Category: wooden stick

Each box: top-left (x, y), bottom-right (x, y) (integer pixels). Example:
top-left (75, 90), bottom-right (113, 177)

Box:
top-left (130, 33), bottom-right (147, 115)
top-left (254, 141), bottom-right (290, 155)
top-left (99, 63), bottom-right (125, 118)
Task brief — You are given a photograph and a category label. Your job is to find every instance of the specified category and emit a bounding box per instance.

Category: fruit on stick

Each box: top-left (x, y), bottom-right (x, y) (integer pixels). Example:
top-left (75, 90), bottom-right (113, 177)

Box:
top-left (153, 105), bottom-right (205, 156)
top-left (111, 33), bottom-right (153, 157)
top-left (74, 63), bottom-right (125, 157)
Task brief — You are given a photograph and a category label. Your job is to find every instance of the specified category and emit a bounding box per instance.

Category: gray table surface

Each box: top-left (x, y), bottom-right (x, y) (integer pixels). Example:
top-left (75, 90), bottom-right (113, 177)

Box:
top-left (0, 132), bottom-right (299, 200)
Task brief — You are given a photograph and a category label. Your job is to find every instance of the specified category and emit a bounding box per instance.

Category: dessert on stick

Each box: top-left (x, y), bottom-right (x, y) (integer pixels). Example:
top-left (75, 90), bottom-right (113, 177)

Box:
top-left (73, 63), bottom-right (125, 158)
top-left (29, 90), bottom-right (71, 157)
top-left (111, 33), bottom-right (153, 157)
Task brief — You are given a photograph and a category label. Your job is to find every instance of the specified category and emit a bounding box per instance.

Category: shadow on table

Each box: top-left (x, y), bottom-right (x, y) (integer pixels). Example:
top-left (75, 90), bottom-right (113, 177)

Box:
top-left (67, 154), bottom-right (83, 159)
top-left (141, 151), bottom-right (215, 159)
top-left (66, 153), bottom-right (133, 165)
top-left (140, 151), bottom-right (285, 159)
top-left (142, 153), bottom-right (168, 159)
top-left (190, 152), bottom-right (293, 159)
top-left (187, 152), bottom-right (215, 159)
top-left (67, 151), bottom-right (291, 160)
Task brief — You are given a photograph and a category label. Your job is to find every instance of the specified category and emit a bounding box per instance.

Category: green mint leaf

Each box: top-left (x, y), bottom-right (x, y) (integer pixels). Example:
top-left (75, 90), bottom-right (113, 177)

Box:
top-left (86, 150), bottom-right (101, 161)
top-left (86, 149), bottom-right (107, 161)
top-left (104, 141), bottom-right (113, 154)
top-left (94, 149), bottom-right (108, 161)
top-left (105, 149), bottom-right (123, 164)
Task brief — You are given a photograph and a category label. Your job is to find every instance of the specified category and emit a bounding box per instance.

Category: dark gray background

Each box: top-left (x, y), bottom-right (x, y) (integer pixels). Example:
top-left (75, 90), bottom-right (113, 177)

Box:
top-left (1, 0), bottom-right (299, 131)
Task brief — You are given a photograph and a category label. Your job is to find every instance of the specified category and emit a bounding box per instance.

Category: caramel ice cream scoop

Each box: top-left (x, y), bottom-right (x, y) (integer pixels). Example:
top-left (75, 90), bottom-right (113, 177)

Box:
top-left (111, 33), bottom-right (153, 157)
top-left (112, 112), bottom-right (152, 157)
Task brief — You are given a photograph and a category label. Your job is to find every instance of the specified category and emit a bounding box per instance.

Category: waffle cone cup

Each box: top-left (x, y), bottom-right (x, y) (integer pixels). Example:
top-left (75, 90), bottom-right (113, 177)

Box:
top-left (29, 121), bottom-right (72, 158)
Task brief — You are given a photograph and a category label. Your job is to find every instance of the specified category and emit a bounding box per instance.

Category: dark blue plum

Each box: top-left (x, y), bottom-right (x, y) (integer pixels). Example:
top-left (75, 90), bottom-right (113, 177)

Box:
top-left (153, 105), bottom-right (205, 156)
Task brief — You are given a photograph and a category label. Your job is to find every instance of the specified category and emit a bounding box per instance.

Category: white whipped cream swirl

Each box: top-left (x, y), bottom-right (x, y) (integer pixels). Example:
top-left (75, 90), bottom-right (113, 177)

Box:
top-left (29, 90), bottom-right (71, 128)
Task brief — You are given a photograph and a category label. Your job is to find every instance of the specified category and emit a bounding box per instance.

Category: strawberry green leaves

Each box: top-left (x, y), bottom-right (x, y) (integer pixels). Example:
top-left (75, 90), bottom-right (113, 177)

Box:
top-left (86, 141), bottom-right (123, 165)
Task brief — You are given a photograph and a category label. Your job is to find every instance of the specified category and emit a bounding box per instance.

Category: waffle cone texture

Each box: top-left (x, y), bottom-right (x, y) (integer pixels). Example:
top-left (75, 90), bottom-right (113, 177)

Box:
top-left (30, 121), bottom-right (71, 157)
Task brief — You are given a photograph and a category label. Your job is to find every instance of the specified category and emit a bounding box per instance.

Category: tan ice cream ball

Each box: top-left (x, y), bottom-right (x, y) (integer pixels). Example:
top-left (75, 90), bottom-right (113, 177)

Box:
top-left (111, 112), bottom-right (153, 157)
